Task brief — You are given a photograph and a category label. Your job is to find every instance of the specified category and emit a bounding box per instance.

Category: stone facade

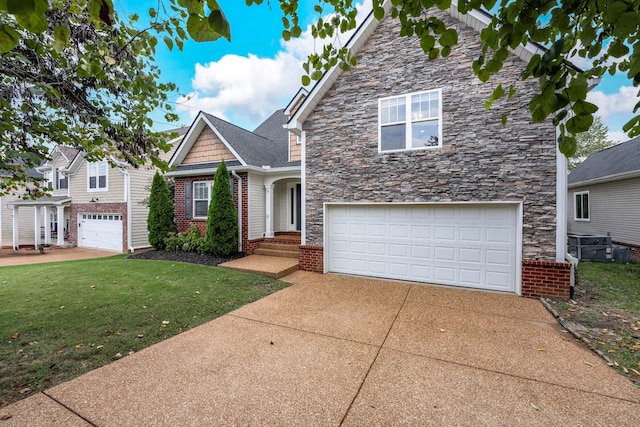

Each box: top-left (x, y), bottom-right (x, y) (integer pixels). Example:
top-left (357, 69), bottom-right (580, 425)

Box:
top-left (301, 11), bottom-right (564, 296)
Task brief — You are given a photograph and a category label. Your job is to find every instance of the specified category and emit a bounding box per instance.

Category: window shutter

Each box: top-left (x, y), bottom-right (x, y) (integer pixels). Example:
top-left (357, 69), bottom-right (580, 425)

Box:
top-left (54, 169), bottom-right (58, 190)
top-left (184, 180), bottom-right (192, 219)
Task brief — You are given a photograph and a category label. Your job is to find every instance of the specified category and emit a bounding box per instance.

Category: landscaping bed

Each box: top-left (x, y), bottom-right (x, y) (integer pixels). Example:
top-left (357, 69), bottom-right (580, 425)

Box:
top-left (546, 262), bottom-right (640, 385)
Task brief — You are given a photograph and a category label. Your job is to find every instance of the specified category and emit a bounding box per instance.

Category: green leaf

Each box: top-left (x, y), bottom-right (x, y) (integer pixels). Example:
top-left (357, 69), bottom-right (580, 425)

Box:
top-left (149, 7), bottom-right (157, 19)
top-left (7, 0), bottom-right (35, 15)
top-left (558, 134), bottom-right (577, 157)
top-left (373, 5), bottom-right (385, 20)
top-left (501, 114), bottom-right (507, 126)
top-left (164, 36), bottom-right (173, 51)
top-left (0, 23), bottom-right (19, 52)
top-left (301, 75), bottom-right (311, 86)
top-left (566, 114), bottom-right (593, 134)
top-left (566, 78), bottom-right (588, 102)
top-left (15, 11), bottom-right (48, 34)
top-left (492, 84), bottom-right (505, 99)
top-left (208, 9), bottom-right (230, 41)
top-left (439, 28), bottom-right (458, 47)
top-left (572, 100), bottom-right (599, 115)
top-left (54, 25), bottom-right (70, 44)
top-left (608, 40), bottom-right (629, 58)
top-left (186, 15), bottom-right (222, 42)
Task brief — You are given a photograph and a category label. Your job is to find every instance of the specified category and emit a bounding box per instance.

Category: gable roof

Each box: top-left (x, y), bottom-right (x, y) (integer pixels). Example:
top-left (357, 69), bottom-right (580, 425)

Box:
top-left (253, 109), bottom-right (289, 143)
top-left (169, 110), bottom-right (295, 172)
top-left (56, 146), bottom-right (80, 165)
top-left (568, 137), bottom-right (640, 186)
top-left (287, 0), bottom-right (580, 133)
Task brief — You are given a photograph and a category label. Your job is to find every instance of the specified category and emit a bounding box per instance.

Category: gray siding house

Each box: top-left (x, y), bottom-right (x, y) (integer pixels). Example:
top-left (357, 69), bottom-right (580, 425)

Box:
top-left (287, 1), bottom-right (573, 298)
top-left (568, 137), bottom-right (640, 261)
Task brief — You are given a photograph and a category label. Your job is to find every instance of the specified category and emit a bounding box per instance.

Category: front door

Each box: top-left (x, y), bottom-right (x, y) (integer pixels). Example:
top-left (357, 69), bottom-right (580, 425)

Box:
top-left (287, 183), bottom-right (302, 231)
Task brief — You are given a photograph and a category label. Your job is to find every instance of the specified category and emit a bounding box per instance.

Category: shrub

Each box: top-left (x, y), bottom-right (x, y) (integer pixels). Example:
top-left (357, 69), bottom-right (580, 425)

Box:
top-left (205, 160), bottom-right (238, 257)
top-left (147, 172), bottom-right (176, 250)
top-left (164, 225), bottom-right (206, 254)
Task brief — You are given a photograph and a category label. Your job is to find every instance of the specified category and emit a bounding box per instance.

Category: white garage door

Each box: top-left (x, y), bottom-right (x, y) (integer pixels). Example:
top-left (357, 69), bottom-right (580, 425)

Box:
top-left (78, 213), bottom-right (123, 251)
top-left (327, 204), bottom-right (518, 292)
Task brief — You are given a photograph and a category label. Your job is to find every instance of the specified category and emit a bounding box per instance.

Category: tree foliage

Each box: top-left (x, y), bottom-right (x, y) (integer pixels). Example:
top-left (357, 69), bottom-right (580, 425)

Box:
top-left (568, 116), bottom-right (615, 170)
top-left (250, 0), bottom-right (640, 157)
top-left (205, 161), bottom-right (238, 257)
top-left (3, 0), bottom-right (639, 194)
top-left (147, 171), bottom-right (176, 250)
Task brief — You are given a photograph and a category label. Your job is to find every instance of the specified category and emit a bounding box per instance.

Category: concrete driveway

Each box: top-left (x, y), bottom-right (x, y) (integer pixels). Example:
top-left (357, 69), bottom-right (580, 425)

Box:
top-left (2, 271), bottom-right (639, 426)
top-left (0, 247), bottom-right (119, 267)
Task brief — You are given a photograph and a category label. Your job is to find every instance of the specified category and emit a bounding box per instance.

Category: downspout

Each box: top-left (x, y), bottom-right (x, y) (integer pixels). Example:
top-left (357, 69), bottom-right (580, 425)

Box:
top-left (119, 168), bottom-right (133, 253)
top-left (231, 170), bottom-right (242, 252)
top-left (556, 128), bottom-right (575, 297)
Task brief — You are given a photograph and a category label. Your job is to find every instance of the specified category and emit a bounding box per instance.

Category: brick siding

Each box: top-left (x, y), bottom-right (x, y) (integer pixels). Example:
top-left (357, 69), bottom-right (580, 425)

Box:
top-left (299, 245), bottom-right (323, 273)
top-left (69, 203), bottom-right (128, 252)
top-left (521, 260), bottom-right (572, 299)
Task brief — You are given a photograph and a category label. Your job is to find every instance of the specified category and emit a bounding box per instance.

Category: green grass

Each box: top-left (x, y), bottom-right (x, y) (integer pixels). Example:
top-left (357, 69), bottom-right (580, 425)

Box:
top-left (550, 261), bottom-right (640, 382)
top-left (0, 256), bottom-right (290, 405)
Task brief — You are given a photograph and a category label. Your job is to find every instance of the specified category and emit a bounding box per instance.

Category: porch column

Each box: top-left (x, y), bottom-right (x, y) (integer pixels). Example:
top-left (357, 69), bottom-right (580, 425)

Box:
top-left (12, 206), bottom-right (19, 250)
top-left (265, 183), bottom-right (275, 238)
top-left (34, 206), bottom-right (42, 246)
top-left (43, 206), bottom-right (51, 245)
top-left (56, 205), bottom-right (65, 246)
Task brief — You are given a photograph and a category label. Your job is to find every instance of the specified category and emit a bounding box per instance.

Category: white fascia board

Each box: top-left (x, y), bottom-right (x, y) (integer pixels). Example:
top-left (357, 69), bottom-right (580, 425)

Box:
top-left (568, 170), bottom-right (640, 188)
top-left (166, 164), bottom-right (300, 178)
top-left (284, 88), bottom-right (309, 116)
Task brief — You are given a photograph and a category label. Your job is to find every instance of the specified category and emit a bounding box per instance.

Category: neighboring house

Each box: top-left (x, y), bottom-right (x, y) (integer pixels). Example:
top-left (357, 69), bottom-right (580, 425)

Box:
top-left (4, 130), bottom-right (186, 252)
top-left (166, 105), bottom-right (303, 252)
top-left (285, 1), bottom-right (574, 298)
top-left (0, 165), bottom-right (44, 249)
top-left (568, 137), bottom-right (640, 261)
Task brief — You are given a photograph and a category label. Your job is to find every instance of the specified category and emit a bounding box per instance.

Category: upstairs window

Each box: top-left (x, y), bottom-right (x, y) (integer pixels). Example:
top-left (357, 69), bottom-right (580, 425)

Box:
top-left (193, 181), bottom-right (213, 218)
top-left (58, 169), bottom-right (68, 189)
top-left (574, 191), bottom-right (590, 221)
top-left (43, 170), bottom-right (53, 190)
top-left (88, 161), bottom-right (108, 191)
top-left (379, 89), bottom-right (442, 152)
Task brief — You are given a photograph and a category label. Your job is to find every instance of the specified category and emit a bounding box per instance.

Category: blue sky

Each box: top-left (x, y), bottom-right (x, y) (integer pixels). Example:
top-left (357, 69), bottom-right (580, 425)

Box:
top-left (116, 0), bottom-right (637, 143)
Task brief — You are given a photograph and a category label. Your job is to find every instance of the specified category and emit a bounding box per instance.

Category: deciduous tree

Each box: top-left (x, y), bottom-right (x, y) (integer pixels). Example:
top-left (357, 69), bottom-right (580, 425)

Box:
top-left (568, 116), bottom-right (615, 170)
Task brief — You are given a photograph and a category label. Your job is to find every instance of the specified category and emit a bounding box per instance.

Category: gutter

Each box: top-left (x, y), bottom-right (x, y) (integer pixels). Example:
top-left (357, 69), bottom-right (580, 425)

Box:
top-left (165, 164), bottom-right (301, 178)
top-left (565, 252), bottom-right (579, 299)
top-left (230, 170), bottom-right (243, 252)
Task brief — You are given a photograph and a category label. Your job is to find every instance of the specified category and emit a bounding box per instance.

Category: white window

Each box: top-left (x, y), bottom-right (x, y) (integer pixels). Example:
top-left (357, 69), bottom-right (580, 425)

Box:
top-left (379, 89), bottom-right (442, 152)
top-left (88, 161), bottom-right (108, 191)
top-left (193, 181), bottom-right (213, 218)
top-left (43, 170), bottom-right (53, 190)
top-left (58, 168), bottom-right (68, 189)
top-left (574, 191), bottom-right (590, 221)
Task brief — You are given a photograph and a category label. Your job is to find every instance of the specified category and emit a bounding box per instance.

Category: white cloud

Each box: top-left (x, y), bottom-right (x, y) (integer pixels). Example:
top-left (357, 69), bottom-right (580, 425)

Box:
top-left (587, 86), bottom-right (639, 119)
top-left (176, 0), bottom-right (373, 129)
top-left (608, 130), bottom-right (629, 144)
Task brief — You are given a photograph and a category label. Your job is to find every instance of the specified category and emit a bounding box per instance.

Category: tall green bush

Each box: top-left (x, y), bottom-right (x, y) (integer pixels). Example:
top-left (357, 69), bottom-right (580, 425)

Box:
top-left (205, 160), bottom-right (238, 256)
top-left (147, 171), bottom-right (176, 250)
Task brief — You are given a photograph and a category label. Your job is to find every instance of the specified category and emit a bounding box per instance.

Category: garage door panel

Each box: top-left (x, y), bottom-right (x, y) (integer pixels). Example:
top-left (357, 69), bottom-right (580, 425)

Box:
top-left (327, 204), bottom-right (518, 292)
top-left (79, 213), bottom-right (122, 251)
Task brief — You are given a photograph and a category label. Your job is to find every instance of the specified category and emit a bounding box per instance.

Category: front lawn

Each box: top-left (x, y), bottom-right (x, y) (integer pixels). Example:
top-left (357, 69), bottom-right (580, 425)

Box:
top-left (0, 256), bottom-right (289, 406)
top-left (548, 261), bottom-right (640, 384)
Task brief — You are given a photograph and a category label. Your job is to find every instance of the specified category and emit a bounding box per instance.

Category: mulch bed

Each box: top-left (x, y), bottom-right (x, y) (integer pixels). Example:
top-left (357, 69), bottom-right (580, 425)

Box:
top-left (127, 250), bottom-right (245, 267)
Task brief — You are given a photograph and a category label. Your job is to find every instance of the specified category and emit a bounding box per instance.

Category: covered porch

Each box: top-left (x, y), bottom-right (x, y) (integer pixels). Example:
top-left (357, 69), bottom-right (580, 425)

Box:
top-left (264, 174), bottom-right (302, 239)
top-left (6, 196), bottom-right (71, 250)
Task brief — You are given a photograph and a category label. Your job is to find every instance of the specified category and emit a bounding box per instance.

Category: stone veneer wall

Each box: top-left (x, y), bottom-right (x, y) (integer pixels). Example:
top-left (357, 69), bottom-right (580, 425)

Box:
top-left (69, 203), bottom-right (127, 252)
top-left (300, 11), bottom-right (566, 297)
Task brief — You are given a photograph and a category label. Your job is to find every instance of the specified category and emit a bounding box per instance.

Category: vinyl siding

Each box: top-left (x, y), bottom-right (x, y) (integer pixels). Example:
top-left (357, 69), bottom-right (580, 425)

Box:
top-left (567, 177), bottom-right (640, 246)
top-left (0, 194), bottom-right (41, 247)
top-left (248, 173), bottom-right (265, 240)
top-left (273, 180), bottom-right (287, 232)
top-left (129, 165), bottom-right (156, 250)
top-left (69, 161), bottom-right (125, 203)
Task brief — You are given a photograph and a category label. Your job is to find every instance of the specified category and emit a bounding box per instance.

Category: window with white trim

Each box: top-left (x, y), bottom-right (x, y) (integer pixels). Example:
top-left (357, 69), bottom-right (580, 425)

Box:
top-left (58, 168), bottom-right (68, 189)
top-left (43, 170), bottom-right (53, 190)
top-left (574, 191), bottom-right (590, 220)
top-left (193, 181), bottom-right (213, 218)
top-left (88, 161), bottom-right (108, 191)
top-left (379, 89), bottom-right (442, 152)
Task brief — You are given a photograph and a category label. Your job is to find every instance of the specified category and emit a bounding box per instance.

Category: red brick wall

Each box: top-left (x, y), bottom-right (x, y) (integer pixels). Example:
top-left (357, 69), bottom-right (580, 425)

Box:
top-left (174, 173), bottom-right (247, 249)
top-left (299, 245), bottom-right (323, 273)
top-left (521, 260), bottom-right (572, 299)
top-left (246, 238), bottom-right (263, 255)
top-left (70, 203), bottom-right (128, 252)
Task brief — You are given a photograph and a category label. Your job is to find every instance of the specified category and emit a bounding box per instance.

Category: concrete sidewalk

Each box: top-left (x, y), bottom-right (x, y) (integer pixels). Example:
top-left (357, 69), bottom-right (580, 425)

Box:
top-left (1, 271), bottom-right (639, 426)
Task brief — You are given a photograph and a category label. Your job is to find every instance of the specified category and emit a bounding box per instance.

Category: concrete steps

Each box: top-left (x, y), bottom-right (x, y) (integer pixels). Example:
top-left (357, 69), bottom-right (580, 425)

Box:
top-left (218, 255), bottom-right (299, 279)
top-left (254, 243), bottom-right (299, 259)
